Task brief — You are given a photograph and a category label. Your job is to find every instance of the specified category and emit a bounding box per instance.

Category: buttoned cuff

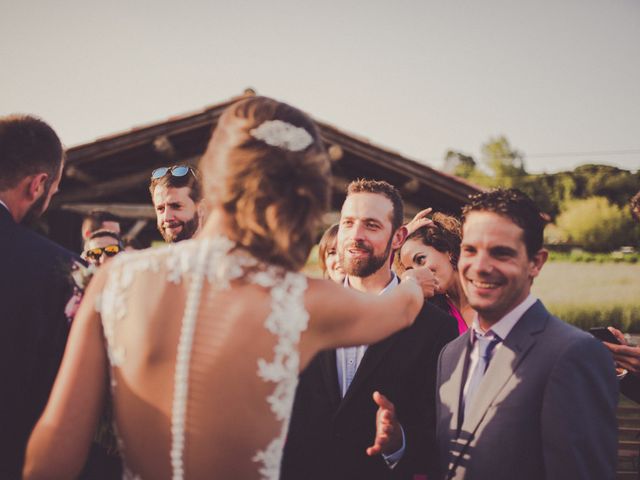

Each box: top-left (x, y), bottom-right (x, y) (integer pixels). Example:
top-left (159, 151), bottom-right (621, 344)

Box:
top-left (381, 424), bottom-right (406, 469)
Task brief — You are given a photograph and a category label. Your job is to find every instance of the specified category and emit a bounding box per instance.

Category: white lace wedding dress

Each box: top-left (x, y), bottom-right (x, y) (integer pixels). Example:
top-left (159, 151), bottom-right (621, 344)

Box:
top-left (96, 236), bottom-right (308, 479)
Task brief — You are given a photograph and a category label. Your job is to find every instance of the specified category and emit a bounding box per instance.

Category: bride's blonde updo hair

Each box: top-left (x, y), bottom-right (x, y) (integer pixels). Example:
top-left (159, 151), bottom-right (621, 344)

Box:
top-left (200, 96), bottom-right (331, 271)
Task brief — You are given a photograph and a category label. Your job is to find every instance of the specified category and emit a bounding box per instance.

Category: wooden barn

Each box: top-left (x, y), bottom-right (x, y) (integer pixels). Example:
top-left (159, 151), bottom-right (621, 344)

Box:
top-left (44, 89), bottom-right (481, 253)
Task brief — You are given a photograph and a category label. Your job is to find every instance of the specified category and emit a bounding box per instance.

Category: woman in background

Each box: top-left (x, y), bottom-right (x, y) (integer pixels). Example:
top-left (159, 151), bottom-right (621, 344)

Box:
top-left (398, 209), bottom-right (472, 334)
top-left (317, 223), bottom-right (344, 284)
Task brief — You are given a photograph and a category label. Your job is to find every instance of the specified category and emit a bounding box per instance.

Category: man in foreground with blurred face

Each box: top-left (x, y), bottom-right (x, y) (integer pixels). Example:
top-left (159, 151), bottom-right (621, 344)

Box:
top-left (0, 115), bottom-right (80, 477)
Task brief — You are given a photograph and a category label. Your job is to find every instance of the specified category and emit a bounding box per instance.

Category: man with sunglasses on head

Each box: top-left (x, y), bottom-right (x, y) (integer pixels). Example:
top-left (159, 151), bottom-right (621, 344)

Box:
top-left (83, 229), bottom-right (123, 266)
top-left (0, 115), bottom-right (81, 477)
top-left (149, 164), bottom-right (204, 243)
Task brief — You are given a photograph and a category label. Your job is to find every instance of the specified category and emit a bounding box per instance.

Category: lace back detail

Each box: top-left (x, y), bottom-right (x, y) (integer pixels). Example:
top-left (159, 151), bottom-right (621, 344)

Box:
top-left (252, 272), bottom-right (309, 479)
top-left (170, 238), bottom-right (212, 480)
top-left (97, 236), bottom-right (309, 480)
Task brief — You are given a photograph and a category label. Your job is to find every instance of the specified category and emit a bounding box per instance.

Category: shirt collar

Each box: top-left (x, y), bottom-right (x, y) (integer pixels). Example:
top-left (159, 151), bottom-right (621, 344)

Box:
top-left (471, 293), bottom-right (537, 340)
top-left (343, 272), bottom-right (399, 295)
top-left (0, 199), bottom-right (9, 214)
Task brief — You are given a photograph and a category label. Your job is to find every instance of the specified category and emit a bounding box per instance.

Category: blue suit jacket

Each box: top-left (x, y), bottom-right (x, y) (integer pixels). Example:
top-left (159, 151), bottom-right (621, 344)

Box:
top-left (436, 300), bottom-right (618, 480)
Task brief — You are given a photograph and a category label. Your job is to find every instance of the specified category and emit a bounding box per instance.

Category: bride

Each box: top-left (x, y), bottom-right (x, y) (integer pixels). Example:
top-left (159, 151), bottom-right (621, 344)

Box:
top-left (24, 96), bottom-right (436, 480)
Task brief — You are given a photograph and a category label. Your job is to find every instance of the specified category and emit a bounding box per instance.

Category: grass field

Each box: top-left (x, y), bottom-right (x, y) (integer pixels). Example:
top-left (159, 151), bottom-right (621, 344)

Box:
top-left (532, 261), bottom-right (640, 332)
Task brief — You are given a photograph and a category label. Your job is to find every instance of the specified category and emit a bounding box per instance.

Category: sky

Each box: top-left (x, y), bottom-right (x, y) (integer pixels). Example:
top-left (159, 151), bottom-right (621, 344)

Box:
top-left (1, 0), bottom-right (639, 174)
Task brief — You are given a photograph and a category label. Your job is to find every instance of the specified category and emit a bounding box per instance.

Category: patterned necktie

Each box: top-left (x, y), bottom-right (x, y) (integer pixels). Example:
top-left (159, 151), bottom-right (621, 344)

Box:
top-left (463, 333), bottom-right (502, 421)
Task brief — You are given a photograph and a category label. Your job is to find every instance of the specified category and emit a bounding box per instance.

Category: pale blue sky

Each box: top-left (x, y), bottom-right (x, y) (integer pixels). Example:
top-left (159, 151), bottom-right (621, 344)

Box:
top-left (1, 0), bottom-right (638, 173)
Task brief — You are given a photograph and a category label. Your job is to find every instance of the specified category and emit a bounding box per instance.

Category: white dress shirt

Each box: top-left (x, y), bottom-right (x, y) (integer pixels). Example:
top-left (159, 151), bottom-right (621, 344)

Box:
top-left (336, 273), bottom-right (405, 466)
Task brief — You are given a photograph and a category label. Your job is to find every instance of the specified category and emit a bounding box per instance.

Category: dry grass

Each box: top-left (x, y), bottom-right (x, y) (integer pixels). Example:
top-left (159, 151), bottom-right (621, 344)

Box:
top-left (533, 262), bottom-right (640, 306)
top-left (533, 261), bottom-right (640, 331)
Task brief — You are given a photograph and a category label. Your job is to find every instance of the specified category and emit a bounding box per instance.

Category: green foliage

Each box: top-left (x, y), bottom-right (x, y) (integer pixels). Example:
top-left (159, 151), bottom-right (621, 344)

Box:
top-left (534, 261), bottom-right (640, 332)
top-left (443, 150), bottom-right (475, 177)
top-left (442, 137), bottom-right (640, 252)
top-left (547, 250), bottom-right (639, 264)
top-left (572, 165), bottom-right (640, 207)
top-left (481, 136), bottom-right (526, 185)
top-left (548, 303), bottom-right (640, 333)
top-left (555, 197), bottom-right (639, 251)
top-left (442, 137), bottom-right (639, 220)
top-left (443, 150), bottom-right (495, 187)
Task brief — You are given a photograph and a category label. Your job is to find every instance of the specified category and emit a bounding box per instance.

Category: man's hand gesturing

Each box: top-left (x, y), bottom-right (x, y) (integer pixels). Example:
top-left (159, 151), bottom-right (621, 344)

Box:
top-left (366, 391), bottom-right (402, 457)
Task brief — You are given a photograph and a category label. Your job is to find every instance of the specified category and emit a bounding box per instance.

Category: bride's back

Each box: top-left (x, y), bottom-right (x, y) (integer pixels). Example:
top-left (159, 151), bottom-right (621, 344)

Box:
top-left (100, 238), bottom-right (307, 479)
top-left (101, 96), bottom-right (329, 480)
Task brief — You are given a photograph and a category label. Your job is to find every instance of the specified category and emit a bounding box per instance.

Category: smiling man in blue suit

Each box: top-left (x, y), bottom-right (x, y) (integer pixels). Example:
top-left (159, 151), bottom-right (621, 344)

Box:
top-left (435, 189), bottom-right (617, 479)
top-left (371, 188), bottom-right (618, 479)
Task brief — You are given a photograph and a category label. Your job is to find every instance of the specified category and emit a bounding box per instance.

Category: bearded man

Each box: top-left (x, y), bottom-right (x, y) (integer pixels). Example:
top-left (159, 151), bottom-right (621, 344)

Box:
top-left (149, 164), bottom-right (204, 243)
top-left (0, 115), bottom-right (82, 477)
top-left (281, 179), bottom-right (458, 480)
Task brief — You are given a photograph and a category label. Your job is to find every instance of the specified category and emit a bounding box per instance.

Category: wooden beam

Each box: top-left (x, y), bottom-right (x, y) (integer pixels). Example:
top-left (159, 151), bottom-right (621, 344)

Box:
top-left (153, 135), bottom-right (177, 159)
top-left (58, 203), bottom-right (156, 219)
top-left (64, 106), bottom-right (229, 167)
top-left (125, 219), bottom-right (150, 238)
top-left (328, 144), bottom-right (343, 162)
top-left (331, 176), bottom-right (349, 194)
top-left (318, 127), bottom-right (481, 204)
top-left (53, 170), bottom-right (151, 205)
top-left (64, 165), bottom-right (96, 184)
top-left (402, 178), bottom-right (421, 195)
top-left (53, 155), bottom-right (201, 206)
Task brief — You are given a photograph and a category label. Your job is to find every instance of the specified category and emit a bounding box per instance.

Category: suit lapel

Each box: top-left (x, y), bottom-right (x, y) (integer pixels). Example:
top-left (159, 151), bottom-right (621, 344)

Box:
top-left (449, 301), bottom-right (549, 474)
top-left (319, 349), bottom-right (342, 410)
top-left (335, 333), bottom-right (399, 417)
top-left (0, 203), bottom-right (14, 225)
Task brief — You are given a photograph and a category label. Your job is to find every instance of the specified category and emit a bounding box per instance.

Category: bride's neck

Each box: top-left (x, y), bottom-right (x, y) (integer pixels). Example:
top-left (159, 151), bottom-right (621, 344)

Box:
top-left (199, 207), bottom-right (234, 239)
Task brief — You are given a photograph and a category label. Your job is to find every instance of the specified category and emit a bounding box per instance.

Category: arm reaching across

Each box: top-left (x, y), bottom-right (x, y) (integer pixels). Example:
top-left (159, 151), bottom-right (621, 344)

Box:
top-left (23, 266), bottom-right (110, 479)
top-left (302, 267), bottom-right (436, 361)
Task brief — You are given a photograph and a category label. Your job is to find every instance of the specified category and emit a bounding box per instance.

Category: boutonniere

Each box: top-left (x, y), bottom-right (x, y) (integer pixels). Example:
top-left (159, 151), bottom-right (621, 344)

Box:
top-left (65, 261), bottom-right (97, 322)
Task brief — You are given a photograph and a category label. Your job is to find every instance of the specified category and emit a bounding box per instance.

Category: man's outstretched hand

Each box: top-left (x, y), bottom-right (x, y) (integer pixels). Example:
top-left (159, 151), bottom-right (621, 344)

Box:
top-left (366, 391), bottom-right (402, 456)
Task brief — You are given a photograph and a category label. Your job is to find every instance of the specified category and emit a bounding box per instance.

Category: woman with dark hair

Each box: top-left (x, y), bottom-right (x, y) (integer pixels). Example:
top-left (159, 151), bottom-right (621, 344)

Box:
top-left (399, 210), bottom-right (473, 334)
top-left (24, 96), bottom-right (436, 480)
top-left (317, 223), bottom-right (344, 284)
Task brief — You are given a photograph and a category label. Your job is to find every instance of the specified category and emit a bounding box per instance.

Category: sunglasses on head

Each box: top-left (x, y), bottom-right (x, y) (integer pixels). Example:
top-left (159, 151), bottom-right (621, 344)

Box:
top-left (151, 165), bottom-right (197, 180)
top-left (86, 244), bottom-right (122, 260)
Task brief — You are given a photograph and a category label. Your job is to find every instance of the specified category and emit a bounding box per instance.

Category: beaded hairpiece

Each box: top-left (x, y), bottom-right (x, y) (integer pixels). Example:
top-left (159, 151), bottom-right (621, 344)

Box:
top-left (249, 120), bottom-right (313, 152)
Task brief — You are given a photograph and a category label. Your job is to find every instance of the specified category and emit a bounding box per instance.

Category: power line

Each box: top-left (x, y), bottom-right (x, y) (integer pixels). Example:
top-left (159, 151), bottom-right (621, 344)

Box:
top-left (526, 149), bottom-right (640, 159)
top-left (422, 148), bottom-right (640, 166)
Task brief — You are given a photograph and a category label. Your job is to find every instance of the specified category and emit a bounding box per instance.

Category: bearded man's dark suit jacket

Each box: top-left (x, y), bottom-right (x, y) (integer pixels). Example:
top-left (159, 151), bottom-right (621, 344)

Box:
top-left (0, 204), bottom-right (79, 478)
top-left (436, 300), bottom-right (618, 480)
top-left (281, 301), bottom-right (458, 480)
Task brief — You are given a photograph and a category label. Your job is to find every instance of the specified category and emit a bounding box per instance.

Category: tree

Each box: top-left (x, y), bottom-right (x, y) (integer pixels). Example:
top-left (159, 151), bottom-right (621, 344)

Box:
top-left (443, 150), bottom-right (476, 178)
top-left (555, 196), bottom-right (639, 252)
top-left (441, 150), bottom-right (493, 187)
top-left (481, 136), bottom-right (526, 185)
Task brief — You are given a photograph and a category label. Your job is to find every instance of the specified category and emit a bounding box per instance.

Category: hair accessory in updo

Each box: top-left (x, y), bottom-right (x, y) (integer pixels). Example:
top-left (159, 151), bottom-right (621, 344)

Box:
top-left (249, 120), bottom-right (313, 152)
